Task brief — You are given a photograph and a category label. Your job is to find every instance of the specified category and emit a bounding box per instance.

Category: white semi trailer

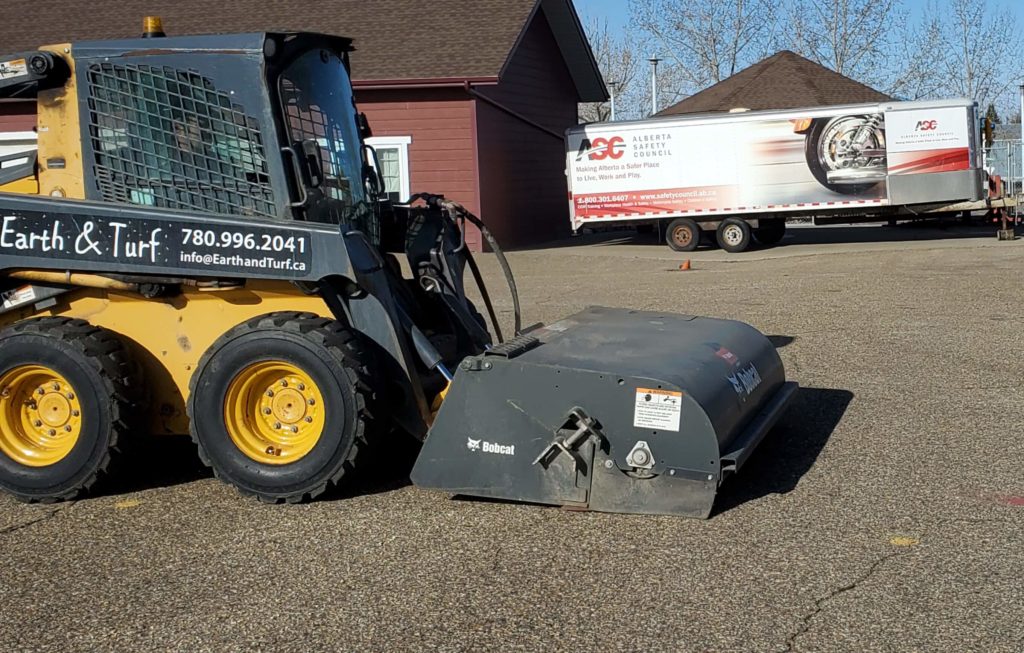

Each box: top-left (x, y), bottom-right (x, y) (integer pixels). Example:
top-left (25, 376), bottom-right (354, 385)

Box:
top-left (566, 99), bottom-right (1012, 253)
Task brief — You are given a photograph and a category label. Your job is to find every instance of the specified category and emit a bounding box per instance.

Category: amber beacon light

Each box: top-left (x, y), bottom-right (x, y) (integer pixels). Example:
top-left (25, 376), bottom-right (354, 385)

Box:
top-left (142, 16), bottom-right (166, 38)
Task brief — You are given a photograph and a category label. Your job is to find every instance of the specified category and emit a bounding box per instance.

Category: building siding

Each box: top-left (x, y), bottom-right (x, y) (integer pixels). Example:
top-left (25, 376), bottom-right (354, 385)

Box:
top-left (473, 7), bottom-right (579, 248)
top-left (0, 101), bottom-right (37, 132)
top-left (355, 88), bottom-right (482, 250)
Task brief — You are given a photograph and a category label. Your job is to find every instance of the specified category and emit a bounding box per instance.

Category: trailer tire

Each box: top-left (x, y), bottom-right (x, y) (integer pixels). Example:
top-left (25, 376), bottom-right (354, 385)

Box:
top-left (716, 218), bottom-right (752, 253)
top-left (189, 312), bottom-right (376, 503)
top-left (0, 318), bottom-right (140, 502)
top-left (665, 218), bottom-right (701, 252)
top-left (754, 219), bottom-right (786, 246)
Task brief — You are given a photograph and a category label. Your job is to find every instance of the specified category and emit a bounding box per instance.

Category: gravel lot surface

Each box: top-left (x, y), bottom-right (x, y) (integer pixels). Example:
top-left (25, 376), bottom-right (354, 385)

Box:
top-left (1, 223), bottom-right (1022, 652)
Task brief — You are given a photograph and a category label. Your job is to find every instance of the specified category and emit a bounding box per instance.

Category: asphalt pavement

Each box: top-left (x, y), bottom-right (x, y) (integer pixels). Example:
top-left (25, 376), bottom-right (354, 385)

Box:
top-left (1, 223), bottom-right (1022, 652)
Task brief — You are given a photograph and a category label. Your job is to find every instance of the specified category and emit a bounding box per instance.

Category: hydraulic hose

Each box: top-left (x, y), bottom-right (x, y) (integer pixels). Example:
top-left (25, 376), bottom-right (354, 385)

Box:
top-left (435, 198), bottom-right (522, 337)
top-left (462, 246), bottom-right (504, 343)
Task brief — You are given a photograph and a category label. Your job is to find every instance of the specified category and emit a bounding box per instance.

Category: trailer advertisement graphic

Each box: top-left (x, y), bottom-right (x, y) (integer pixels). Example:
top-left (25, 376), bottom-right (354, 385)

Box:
top-left (566, 103), bottom-right (974, 226)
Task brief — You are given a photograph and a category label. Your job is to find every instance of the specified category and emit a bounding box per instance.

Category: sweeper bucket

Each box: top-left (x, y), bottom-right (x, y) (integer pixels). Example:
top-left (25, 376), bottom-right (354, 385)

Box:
top-left (411, 307), bottom-right (797, 518)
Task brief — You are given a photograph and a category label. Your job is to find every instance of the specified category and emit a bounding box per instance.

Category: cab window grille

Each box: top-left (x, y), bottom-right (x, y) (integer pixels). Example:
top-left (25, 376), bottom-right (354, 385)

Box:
top-left (86, 63), bottom-right (276, 217)
top-left (279, 75), bottom-right (377, 240)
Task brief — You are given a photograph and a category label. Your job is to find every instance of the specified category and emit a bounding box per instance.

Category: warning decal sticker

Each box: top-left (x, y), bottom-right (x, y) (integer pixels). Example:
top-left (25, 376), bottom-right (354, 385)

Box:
top-left (633, 387), bottom-right (683, 432)
top-left (0, 59), bottom-right (27, 81)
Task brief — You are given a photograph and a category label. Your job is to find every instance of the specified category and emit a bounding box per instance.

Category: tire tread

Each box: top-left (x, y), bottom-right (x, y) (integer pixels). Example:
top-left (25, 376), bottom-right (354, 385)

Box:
top-left (188, 311), bottom-right (376, 504)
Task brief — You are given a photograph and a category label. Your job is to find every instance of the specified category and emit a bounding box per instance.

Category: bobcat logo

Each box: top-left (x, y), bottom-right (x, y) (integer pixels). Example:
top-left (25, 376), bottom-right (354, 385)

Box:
top-left (727, 363), bottom-right (762, 399)
top-left (466, 438), bottom-right (481, 451)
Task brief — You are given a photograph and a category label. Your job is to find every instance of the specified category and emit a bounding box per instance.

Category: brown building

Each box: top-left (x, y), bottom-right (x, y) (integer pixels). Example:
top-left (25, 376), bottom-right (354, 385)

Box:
top-left (0, 0), bottom-right (606, 250)
top-left (657, 50), bottom-right (891, 116)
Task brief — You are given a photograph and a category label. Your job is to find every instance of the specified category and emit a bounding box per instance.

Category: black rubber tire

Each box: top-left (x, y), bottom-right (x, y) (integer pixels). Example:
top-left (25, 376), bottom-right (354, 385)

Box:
top-left (716, 218), bottom-right (753, 253)
top-left (0, 318), bottom-right (140, 502)
top-left (188, 312), bottom-right (376, 503)
top-left (805, 117), bottom-right (878, 195)
top-left (665, 217), bottom-right (701, 252)
top-left (754, 219), bottom-right (787, 246)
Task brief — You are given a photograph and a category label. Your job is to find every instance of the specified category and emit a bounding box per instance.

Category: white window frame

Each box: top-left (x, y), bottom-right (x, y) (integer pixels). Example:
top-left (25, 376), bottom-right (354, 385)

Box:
top-left (366, 135), bottom-right (412, 202)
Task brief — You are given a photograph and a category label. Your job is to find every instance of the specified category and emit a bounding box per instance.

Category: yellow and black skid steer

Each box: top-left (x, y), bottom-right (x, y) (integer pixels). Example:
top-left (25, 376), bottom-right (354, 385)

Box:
top-left (0, 21), bottom-right (796, 517)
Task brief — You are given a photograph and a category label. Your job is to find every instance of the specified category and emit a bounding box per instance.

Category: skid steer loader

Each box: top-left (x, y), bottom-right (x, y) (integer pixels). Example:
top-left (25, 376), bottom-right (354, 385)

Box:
top-left (0, 22), bottom-right (796, 517)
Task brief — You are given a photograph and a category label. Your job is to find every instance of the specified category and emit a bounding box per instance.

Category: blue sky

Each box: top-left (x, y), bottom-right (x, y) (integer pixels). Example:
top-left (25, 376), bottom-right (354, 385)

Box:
top-left (573, 0), bottom-right (1002, 31)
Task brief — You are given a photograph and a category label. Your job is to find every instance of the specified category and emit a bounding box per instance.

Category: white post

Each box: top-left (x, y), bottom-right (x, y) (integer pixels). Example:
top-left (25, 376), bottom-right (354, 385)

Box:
top-left (1019, 84), bottom-right (1023, 197)
top-left (609, 81), bottom-right (618, 121)
top-left (649, 56), bottom-right (662, 116)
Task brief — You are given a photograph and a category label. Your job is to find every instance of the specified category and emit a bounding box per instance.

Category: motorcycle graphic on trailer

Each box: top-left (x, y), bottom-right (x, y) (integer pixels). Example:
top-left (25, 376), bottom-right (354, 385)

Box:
top-left (793, 113), bottom-right (887, 194)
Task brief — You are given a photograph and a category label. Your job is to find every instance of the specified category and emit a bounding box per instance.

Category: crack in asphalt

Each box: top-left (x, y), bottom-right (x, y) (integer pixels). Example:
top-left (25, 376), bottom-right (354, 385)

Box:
top-left (783, 550), bottom-right (902, 653)
top-left (781, 516), bottom-right (1009, 652)
top-left (0, 502), bottom-right (73, 536)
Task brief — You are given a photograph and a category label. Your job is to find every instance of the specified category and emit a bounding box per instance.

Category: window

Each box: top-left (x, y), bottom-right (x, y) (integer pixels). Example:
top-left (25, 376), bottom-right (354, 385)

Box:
top-left (366, 136), bottom-right (411, 203)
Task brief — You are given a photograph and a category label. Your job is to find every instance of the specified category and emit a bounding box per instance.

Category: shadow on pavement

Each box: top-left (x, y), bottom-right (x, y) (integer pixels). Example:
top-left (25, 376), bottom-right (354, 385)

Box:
top-left (767, 334), bottom-right (796, 349)
top-left (325, 430), bottom-right (419, 500)
top-left (101, 434), bottom-right (213, 496)
top-left (713, 386), bottom-right (854, 515)
top-left (97, 430), bottom-right (419, 500)
top-left (516, 219), bottom-right (1003, 252)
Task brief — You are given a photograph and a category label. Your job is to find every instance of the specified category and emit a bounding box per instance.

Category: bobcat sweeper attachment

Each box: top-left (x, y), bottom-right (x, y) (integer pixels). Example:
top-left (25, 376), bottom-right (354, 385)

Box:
top-left (0, 24), bottom-right (795, 517)
top-left (414, 307), bottom-right (795, 518)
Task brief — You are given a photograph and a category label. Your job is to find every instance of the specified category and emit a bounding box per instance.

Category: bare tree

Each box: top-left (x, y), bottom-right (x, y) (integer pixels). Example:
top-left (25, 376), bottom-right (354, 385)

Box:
top-left (884, 12), bottom-right (946, 100)
top-left (930, 0), bottom-right (1024, 114)
top-left (788, 0), bottom-right (904, 90)
top-left (629, 0), bottom-right (781, 100)
top-left (578, 19), bottom-right (643, 123)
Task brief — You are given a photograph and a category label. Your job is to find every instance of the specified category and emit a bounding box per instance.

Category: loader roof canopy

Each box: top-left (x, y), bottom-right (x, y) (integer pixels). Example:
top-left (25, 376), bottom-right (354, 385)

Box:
top-left (0, 0), bottom-right (606, 101)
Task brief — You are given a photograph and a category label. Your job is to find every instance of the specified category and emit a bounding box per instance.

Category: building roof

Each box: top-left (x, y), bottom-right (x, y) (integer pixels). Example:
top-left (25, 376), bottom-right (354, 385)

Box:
top-left (657, 50), bottom-right (891, 116)
top-left (0, 0), bottom-right (606, 100)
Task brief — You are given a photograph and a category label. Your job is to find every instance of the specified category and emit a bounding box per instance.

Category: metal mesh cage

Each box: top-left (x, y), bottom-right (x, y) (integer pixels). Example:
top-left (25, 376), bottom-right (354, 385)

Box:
top-left (86, 63), bottom-right (276, 217)
top-left (279, 77), bottom-right (351, 205)
top-left (279, 75), bottom-right (377, 240)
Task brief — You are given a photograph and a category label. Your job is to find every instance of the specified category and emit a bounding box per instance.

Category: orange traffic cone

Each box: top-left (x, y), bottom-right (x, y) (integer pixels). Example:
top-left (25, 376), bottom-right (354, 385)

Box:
top-left (679, 259), bottom-right (691, 271)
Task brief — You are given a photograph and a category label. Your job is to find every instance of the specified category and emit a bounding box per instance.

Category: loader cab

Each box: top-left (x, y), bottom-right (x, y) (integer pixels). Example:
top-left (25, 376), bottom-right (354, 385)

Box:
top-left (17, 31), bottom-right (380, 241)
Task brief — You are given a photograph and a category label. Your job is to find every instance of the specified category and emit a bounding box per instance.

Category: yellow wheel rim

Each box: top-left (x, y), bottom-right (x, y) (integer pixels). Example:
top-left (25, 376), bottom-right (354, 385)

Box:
top-left (0, 365), bottom-right (83, 467)
top-left (224, 360), bottom-right (325, 465)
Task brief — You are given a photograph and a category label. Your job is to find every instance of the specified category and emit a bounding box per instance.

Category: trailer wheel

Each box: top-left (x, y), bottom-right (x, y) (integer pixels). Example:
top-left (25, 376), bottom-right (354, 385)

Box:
top-left (0, 318), bottom-right (140, 502)
top-left (665, 218), bottom-right (701, 252)
top-left (754, 219), bottom-right (787, 246)
top-left (716, 218), bottom-right (752, 253)
top-left (188, 312), bottom-right (376, 503)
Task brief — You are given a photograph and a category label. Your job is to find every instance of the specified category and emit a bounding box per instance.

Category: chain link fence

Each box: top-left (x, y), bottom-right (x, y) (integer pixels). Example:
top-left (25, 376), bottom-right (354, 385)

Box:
top-left (984, 138), bottom-right (1022, 217)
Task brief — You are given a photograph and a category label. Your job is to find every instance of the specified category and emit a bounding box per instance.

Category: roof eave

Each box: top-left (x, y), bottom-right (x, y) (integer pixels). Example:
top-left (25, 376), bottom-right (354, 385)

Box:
top-left (352, 76), bottom-right (500, 90)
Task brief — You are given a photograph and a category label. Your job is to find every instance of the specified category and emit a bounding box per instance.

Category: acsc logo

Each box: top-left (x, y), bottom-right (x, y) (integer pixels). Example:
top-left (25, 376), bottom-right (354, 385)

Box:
top-left (915, 120), bottom-right (938, 131)
top-left (576, 136), bottom-right (626, 161)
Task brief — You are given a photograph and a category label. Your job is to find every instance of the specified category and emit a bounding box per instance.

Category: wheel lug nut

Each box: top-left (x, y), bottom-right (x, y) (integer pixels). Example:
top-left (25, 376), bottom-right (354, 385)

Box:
top-left (48, 429), bottom-right (56, 436)
top-left (72, 410), bottom-right (80, 417)
top-left (66, 393), bottom-right (74, 400)
top-left (64, 425), bottom-right (72, 432)
top-left (37, 388), bottom-right (45, 396)
top-left (262, 407), bottom-right (273, 415)
top-left (307, 398), bottom-right (315, 406)
top-left (52, 383), bottom-right (60, 391)
top-left (266, 390), bottom-right (274, 397)
top-left (305, 416), bottom-right (313, 423)
top-left (273, 422), bottom-right (281, 429)
top-left (280, 380), bottom-right (288, 388)
top-left (297, 383), bottom-right (305, 391)
top-left (291, 426), bottom-right (299, 433)
top-left (34, 420), bottom-right (42, 427)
